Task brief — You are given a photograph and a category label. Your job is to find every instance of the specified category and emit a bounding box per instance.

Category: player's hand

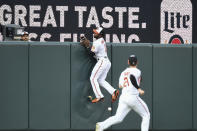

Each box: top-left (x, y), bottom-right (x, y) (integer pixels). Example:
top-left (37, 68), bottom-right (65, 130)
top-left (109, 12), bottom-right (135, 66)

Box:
top-left (138, 88), bottom-right (145, 96)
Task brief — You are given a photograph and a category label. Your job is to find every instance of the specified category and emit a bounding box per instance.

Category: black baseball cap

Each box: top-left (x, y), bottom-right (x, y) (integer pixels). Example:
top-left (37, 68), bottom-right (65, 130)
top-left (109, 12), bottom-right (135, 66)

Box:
top-left (129, 55), bottom-right (137, 66)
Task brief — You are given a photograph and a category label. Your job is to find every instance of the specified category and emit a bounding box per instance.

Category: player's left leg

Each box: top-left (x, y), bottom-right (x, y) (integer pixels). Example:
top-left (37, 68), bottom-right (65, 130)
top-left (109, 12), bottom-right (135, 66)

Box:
top-left (90, 60), bottom-right (105, 103)
top-left (97, 100), bottom-right (131, 130)
top-left (133, 96), bottom-right (150, 131)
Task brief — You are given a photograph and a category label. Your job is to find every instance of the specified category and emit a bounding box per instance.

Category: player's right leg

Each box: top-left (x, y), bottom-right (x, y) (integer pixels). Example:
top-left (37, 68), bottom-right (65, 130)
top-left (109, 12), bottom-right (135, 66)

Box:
top-left (133, 96), bottom-right (150, 131)
top-left (97, 99), bottom-right (131, 130)
top-left (90, 60), bottom-right (105, 103)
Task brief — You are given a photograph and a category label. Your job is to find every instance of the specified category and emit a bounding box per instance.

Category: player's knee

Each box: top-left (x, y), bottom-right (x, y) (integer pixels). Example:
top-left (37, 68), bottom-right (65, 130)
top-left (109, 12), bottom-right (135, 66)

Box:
top-left (98, 79), bottom-right (104, 85)
top-left (143, 112), bottom-right (150, 121)
top-left (90, 76), bottom-right (94, 83)
top-left (147, 112), bottom-right (150, 119)
top-left (116, 117), bottom-right (124, 123)
top-left (113, 115), bottom-right (124, 124)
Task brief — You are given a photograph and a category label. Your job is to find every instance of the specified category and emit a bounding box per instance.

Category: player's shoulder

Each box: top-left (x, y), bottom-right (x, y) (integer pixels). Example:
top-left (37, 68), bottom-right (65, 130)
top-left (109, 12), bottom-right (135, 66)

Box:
top-left (120, 68), bottom-right (130, 76)
top-left (135, 68), bottom-right (141, 76)
top-left (93, 39), bottom-right (98, 44)
top-left (119, 68), bottom-right (125, 74)
top-left (136, 68), bottom-right (141, 72)
top-left (123, 68), bottom-right (129, 73)
top-left (134, 68), bottom-right (141, 74)
top-left (127, 67), bottom-right (141, 74)
top-left (94, 38), bottom-right (105, 44)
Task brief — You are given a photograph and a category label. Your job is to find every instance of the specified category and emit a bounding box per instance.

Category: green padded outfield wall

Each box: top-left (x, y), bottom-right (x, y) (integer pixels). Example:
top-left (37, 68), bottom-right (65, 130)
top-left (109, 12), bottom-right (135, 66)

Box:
top-left (29, 43), bottom-right (70, 129)
top-left (153, 44), bottom-right (192, 129)
top-left (111, 44), bottom-right (153, 130)
top-left (0, 42), bottom-right (196, 130)
top-left (71, 43), bottom-right (113, 130)
top-left (0, 42), bottom-right (28, 129)
top-left (193, 45), bottom-right (197, 129)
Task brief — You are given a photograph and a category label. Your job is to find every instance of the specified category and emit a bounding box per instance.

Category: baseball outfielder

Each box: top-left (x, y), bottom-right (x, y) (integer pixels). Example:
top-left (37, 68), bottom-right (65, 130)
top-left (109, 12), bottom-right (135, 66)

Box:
top-left (81, 27), bottom-right (119, 103)
top-left (95, 55), bottom-right (150, 131)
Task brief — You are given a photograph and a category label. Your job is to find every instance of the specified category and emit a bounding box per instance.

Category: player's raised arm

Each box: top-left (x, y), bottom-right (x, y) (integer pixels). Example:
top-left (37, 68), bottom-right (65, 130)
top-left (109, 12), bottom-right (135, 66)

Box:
top-left (80, 35), bottom-right (95, 57)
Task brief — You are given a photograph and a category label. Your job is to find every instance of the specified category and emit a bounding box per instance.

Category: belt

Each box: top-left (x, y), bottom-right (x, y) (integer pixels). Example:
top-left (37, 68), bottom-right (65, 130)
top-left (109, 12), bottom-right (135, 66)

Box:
top-left (97, 56), bottom-right (108, 61)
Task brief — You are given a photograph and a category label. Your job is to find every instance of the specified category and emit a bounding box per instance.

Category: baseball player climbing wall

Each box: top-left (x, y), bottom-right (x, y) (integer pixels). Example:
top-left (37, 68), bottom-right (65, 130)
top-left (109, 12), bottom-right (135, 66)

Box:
top-left (83, 27), bottom-right (119, 103)
top-left (0, 0), bottom-right (196, 43)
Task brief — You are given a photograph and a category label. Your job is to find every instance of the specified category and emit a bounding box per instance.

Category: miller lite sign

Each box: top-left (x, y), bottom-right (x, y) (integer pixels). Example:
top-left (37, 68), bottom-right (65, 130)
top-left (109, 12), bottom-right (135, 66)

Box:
top-left (160, 0), bottom-right (192, 44)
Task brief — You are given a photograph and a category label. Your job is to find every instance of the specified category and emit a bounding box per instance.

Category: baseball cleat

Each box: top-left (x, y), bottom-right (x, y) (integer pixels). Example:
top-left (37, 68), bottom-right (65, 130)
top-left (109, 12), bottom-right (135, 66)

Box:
top-left (112, 89), bottom-right (119, 102)
top-left (92, 97), bottom-right (104, 103)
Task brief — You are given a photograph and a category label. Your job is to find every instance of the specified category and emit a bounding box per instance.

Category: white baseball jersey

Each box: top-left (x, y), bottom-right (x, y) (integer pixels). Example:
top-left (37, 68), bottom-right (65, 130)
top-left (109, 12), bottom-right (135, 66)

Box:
top-left (119, 67), bottom-right (141, 95)
top-left (91, 37), bottom-right (107, 59)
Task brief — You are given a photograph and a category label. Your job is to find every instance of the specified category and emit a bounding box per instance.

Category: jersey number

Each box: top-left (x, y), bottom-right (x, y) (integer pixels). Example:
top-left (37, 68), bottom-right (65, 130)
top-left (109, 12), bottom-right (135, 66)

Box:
top-left (123, 77), bottom-right (129, 87)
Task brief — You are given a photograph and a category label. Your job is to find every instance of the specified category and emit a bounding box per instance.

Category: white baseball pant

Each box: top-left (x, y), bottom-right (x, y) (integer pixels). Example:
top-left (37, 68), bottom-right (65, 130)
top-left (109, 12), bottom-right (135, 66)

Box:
top-left (90, 57), bottom-right (115, 98)
top-left (98, 94), bottom-right (150, 131)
